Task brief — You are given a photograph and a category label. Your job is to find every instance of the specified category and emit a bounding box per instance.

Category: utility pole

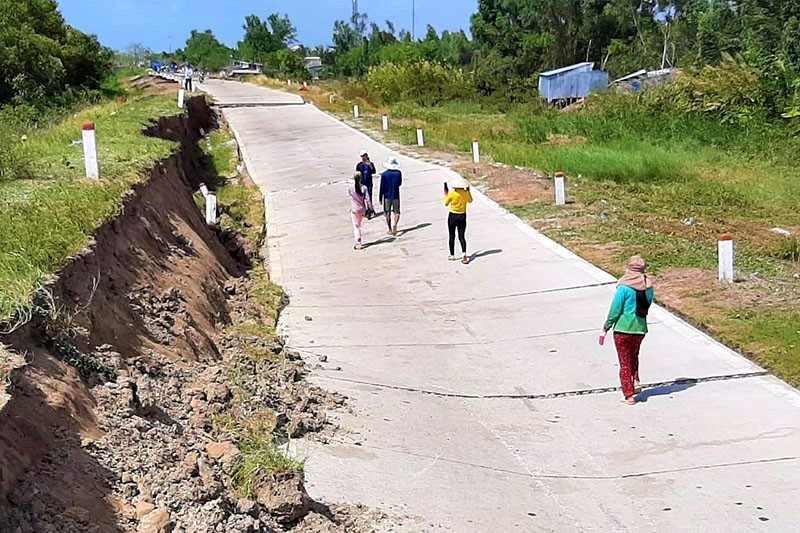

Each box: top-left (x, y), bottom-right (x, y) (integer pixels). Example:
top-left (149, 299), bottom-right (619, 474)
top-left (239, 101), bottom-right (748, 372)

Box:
top-left (352, 0), bottom-right (358, 19)
top-left (167, 35), bottom-right (173, 55)
top-left (412, 0), bottom-right (416, 40)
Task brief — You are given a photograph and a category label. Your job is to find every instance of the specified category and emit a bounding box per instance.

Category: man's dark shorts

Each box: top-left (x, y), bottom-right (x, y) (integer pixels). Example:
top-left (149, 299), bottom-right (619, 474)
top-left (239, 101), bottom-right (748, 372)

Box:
top-left (383, 198), bottom-right (400, 215)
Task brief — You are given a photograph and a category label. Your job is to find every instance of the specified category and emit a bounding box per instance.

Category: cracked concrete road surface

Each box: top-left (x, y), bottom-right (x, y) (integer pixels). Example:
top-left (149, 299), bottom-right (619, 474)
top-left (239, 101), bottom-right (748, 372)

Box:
top-left (202, 80), bottom-right (800, 532)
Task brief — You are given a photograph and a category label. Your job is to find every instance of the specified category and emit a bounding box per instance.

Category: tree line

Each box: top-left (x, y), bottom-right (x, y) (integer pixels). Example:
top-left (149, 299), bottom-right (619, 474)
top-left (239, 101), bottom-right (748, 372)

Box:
top-left (0, 0), bottom-right (113, 108)
top-left (148, 2), bottom-right (799, 107)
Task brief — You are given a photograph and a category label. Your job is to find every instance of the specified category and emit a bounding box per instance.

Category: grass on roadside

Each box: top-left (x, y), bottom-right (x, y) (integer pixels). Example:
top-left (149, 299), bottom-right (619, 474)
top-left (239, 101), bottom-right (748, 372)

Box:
top-left (205, 126), bottom-right (303, 494)
top-left (233, 435), bottom-right (306, 498)
top-left (0, 94), bottom-right (178, 320)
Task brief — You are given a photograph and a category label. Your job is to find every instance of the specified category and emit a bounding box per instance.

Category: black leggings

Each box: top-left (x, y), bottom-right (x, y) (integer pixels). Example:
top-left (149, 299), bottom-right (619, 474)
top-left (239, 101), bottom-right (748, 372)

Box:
top-left (185, 78), bottom-right (193, 91)
top-left (448, 213), bottom-right (467, 255)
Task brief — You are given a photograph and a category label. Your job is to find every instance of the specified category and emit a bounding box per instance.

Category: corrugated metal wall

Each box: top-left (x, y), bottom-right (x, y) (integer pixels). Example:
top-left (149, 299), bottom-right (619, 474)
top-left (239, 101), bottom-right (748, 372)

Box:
top-left (539, 67), bottom-right (609, 101)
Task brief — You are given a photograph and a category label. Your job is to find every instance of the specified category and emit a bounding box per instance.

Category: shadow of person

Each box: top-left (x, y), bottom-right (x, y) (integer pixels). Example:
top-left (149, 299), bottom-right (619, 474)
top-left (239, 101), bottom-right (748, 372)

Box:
top-left (636, 378), bottom-right (697, 403)
top-left (396, 222), bottom-right (432, 236)
top-left (469, 249), bottom-right (503, 262)
top-left (362, 236), bottom-right (396, 249)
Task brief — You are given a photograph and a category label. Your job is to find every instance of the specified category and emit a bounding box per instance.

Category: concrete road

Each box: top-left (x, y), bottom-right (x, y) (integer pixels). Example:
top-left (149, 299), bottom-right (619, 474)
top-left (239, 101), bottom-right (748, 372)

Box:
top-left (202, 80), bottom-right (800, 532)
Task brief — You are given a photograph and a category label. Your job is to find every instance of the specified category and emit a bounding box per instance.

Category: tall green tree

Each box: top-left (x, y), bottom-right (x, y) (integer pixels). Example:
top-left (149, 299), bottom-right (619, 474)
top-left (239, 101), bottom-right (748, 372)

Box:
top-left (184, 30), bottom-right (232, 70)
top-left (0, 0), bottom-right (112, 106)
top-left (237, 13), bottom-right (297, 63)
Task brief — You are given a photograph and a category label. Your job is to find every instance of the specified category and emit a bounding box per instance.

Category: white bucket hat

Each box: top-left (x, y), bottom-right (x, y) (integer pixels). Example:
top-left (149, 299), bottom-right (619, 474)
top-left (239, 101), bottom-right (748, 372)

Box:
top-left (448, 175), bottom-right (469, 189)
top-left (382, 156), bottom-right (400, 171)
top-left (359, 149), bottom-right (368, 157)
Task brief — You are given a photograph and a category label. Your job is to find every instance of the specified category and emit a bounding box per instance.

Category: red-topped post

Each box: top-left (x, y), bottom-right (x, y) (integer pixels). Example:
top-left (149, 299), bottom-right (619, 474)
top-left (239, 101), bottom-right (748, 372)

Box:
top-left (554, 172), bottom-right (566, 205)
top-left (718, 234), bottom-right (734, 283)
top-left (81, 122), bottom-right (99, 180)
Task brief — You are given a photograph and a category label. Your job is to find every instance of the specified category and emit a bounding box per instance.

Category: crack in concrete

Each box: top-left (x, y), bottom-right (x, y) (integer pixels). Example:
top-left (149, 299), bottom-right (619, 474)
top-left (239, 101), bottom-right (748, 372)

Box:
top-left (315, 371), bottom-right (770, 400)
top-left (324, 438), bottom-right (799, 481)
top-left (294, 325), bottom-right (650, 349)
top-left (296, 328), bottom-right (595, 349)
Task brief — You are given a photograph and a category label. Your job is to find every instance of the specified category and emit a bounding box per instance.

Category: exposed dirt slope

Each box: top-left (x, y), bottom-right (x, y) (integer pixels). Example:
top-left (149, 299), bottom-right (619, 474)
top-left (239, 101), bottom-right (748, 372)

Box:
top-left (0, 97), bottom-right (375, 532)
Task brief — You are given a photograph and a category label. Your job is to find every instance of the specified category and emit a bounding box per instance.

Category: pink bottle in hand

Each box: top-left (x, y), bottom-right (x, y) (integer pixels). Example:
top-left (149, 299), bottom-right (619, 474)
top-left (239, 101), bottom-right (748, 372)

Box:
top-left (599, 331), bottom-right (607, 346)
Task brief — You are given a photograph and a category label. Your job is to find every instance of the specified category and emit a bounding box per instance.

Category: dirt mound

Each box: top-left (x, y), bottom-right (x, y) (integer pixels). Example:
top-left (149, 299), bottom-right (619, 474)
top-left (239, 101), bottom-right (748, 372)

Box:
top-left (0, 99), bottom-right (372, 532)
top-left (130, 75), bottom-right (183, 97)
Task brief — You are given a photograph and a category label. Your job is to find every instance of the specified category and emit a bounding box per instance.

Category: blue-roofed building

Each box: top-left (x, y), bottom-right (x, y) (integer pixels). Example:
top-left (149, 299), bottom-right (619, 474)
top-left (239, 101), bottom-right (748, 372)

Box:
top-left (538, 62), bottom-right (609, 103)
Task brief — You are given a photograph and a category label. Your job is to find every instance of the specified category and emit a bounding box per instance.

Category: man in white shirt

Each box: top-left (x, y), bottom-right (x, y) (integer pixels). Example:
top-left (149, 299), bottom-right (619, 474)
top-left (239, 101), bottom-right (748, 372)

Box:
top-left (184, 65), bottom-right (194, 92)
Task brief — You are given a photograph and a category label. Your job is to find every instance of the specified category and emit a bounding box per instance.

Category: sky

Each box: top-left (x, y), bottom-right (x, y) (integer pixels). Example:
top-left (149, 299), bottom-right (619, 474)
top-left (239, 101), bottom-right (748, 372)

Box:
top-left (58, 0), bottom-right (478, 53)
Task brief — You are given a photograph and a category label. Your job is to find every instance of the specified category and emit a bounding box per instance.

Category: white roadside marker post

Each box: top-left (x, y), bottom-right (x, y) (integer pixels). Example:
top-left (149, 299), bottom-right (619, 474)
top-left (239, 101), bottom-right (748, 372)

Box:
top-left (718, 234), bottom-right (735, 283)
top-left (198, 183), bottom-right (209, 198)
top-left (353, 105), bottom-right (360, 119)
top-left (472, 139), bottom-right (480, 164)
top-left (178, 88), bottom-right (185, 109)
top-left (205, 192), bottom-right (217, 225)
top-left (554, 172), bottom-right (566, 205)
top-left (82, 123), bottom-right (99, 180)
top-left (417, 128), bottom-right (425, 147)
top-left (382, 115), bottom-right (389, 131)
top-left (329, 94), bottom-right (335, 104)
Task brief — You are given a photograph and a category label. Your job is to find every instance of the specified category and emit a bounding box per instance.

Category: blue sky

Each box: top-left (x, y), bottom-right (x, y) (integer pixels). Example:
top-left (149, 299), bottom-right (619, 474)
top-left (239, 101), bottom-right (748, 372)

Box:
top-left (58, 0), bottom-right (478, 53)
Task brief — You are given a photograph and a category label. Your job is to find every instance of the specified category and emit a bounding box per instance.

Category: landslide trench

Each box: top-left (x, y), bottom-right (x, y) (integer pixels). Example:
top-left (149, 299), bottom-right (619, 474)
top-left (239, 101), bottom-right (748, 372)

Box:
top-left (0, 97), bottom-right (368, 532)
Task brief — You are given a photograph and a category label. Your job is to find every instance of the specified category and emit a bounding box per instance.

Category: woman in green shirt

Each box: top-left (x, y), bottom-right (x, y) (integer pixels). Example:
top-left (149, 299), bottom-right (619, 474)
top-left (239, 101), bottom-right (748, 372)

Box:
top-left (603, 255), bottom-right (655, 405)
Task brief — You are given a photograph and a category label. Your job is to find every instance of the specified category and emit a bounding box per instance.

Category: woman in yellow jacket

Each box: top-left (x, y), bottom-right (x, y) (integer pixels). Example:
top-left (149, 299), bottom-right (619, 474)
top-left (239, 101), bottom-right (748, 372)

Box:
top-left (444, 176), bottom-right (473, 264)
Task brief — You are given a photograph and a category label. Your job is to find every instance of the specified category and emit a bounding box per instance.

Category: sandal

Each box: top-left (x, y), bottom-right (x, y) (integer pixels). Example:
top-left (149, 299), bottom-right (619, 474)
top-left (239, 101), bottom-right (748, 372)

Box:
top-left (461, 256), bottom-right (469, 264)
top-left (633, 381), bottom-right (642, 394)
top-left (448, 255), bottom-right (457, 261)
top-left (623, 397), bottom-right (636, 405)
top-left (354, 244), bottom-right (363, 250)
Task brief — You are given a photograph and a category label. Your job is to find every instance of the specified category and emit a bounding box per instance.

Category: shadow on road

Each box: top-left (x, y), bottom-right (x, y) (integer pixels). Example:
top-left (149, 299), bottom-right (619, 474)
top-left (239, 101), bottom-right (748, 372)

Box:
top-left (397, 222), bottom-right (432, 236)
top-left (469, 249), bottom-right (504, 262)
top-left (636, 378), bottom-right (697, 402)
top-left (363, 236), bottom-right (396, 249)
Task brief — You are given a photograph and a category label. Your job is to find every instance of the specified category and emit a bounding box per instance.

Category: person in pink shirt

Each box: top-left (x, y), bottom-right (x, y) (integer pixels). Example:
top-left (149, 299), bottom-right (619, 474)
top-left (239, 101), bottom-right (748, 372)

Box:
top-left (348, 172), bottom-right (374, 250)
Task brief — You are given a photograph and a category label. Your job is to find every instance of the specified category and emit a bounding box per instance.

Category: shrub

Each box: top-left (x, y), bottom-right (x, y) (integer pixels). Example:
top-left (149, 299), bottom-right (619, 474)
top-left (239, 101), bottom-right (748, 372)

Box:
top-left (641, 55), bottom-right (799, 124)
top-left (365, 61), bottom-right (474, 106)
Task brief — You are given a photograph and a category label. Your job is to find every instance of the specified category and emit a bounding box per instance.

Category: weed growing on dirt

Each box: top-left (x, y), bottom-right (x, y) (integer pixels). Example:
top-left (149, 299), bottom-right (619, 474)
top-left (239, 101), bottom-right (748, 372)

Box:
top-left (233, 436), bottom-right (306, 498)
top-left (0, 94), bottom-right (177, 320)
top-left (771, 237), bottom-right (800, 263)
top-left (32, 285), bottom-right (114, 380)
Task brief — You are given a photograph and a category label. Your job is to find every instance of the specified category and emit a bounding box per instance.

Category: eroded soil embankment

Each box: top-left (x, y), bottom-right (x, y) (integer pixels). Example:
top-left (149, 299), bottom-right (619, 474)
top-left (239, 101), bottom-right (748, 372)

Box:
top-left (0, 96), bottom-right (235, 529)
top-left (0, 98), bottom-right (365, 532)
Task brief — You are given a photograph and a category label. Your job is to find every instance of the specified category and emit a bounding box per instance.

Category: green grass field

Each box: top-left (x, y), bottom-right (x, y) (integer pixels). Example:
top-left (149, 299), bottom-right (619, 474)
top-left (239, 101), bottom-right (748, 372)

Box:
top-left (0, 94), bottom-right (178, 320)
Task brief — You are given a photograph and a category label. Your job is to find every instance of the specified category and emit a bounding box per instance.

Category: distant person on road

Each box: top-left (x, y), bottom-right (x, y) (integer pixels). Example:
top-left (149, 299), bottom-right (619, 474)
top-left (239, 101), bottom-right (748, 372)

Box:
top-left (184, 64), bottom-right (194, 92)
top-left (602, 255), bottom-right (654, 405)
top-left (443, 176), bottom-right (473, 264)
top-left (356, 149), bottom-right (377, 210)
top-left (379, 156), bottom-right (403, 236)
top-left (348, 172), bottom-right (374, 250)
